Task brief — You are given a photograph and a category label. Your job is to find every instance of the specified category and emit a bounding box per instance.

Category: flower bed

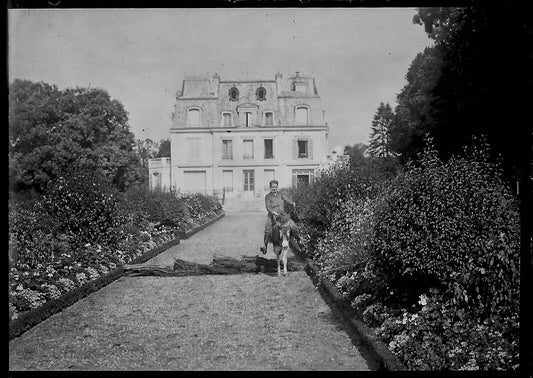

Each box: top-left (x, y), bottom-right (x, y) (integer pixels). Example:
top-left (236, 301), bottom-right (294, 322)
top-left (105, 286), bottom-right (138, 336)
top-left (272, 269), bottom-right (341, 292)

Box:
top-left (9, 173), bottom-right (224, 326)
top-left (9, 228), bottom-right (177, 322)
top-left (291, 141), bottom-right (520, 371)
top-left (9, 210), bottom-right (225, 340)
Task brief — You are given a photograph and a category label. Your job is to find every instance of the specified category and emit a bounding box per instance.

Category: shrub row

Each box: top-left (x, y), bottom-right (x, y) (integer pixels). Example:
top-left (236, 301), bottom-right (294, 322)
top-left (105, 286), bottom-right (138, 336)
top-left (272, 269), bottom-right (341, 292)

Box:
top-left (293, 140), bottom-right (520, 370)
top-left (8, 168), bottom-right (223, 321)
top-left (287, 153), bottom-right (396, 254)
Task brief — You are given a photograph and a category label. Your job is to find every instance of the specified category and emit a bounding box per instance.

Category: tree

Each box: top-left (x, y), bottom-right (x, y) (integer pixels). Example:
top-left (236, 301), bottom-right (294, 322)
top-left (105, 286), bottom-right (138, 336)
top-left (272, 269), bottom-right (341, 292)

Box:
top-left (344, 143), bottom-right (367, 158)
top-left (344, 142), bottom-right (400, 183)
top-left (410, 6), bottom-right (532, 183)
top-left (134, 139), bottom-right (159, 168)
top-left (368, 102), bottom-right (395, 158)
top-left (388, 46), bottom-right (443, 164)
top-left (388, 6), bottom-right (532, 184)
top-left (9, 79), bottom-right (142, 192)
top-left (157, 139), bottom-right (171, 158)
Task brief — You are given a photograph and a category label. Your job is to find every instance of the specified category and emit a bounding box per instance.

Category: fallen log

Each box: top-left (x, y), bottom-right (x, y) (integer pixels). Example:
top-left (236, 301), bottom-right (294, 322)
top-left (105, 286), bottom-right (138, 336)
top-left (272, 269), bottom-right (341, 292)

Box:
top-left (123, 264), bottom-right (176, 277)
top-left (124, 254), bottom-right (302, 277)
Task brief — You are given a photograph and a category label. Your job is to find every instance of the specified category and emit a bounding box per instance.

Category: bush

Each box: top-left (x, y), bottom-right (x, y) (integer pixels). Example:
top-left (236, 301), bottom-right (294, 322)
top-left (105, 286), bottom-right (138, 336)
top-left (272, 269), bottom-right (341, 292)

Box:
top-left (371, 139), bottom-right (520, 319)
top-left (287, 163), bottom-right (377, 253)
top-left (41, 167), bottom-right (124, 250)
top-left (180, 192), bottom-right (222, 223)
top-left (288, 138), bottom-right (519, 370)
top-left (288, 151), bottom-right (399, 255)
top-left (315, 196), bottom-right (379, 300)
top-left (117, 185), bottom-right (187, 230)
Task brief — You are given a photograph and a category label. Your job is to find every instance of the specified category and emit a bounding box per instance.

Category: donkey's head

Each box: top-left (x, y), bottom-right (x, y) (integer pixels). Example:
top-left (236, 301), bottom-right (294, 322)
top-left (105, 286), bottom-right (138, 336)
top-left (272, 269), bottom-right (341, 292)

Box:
top-left (277, 213), bottom-right (291, 250)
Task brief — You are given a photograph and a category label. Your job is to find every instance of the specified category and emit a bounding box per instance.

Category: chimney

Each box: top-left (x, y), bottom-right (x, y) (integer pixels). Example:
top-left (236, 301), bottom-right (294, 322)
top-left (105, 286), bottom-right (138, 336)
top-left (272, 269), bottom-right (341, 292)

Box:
top-left (211, 73), bottom-right (220, 97)
top-left (275, 71), bottom-right (283, 95)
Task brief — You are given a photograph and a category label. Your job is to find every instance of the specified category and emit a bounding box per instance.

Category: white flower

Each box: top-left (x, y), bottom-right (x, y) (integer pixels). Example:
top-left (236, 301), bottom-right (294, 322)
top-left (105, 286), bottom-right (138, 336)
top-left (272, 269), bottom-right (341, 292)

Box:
top-left (418, 294), bottom-right (428, 306)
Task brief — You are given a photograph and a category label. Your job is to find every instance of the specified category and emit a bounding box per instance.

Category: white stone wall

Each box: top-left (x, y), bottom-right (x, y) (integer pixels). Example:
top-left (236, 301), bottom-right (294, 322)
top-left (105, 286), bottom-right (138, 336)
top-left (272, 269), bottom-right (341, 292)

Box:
top-left (148, 157), bottom-right (172, 192)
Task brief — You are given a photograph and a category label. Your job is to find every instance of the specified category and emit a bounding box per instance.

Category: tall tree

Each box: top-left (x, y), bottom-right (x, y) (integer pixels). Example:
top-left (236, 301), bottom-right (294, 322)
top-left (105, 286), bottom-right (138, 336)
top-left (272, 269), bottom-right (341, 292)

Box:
top-left (411, 6), bottom-right (532, 182)
top-left (9, 79), bottom-right (142, 192)
top-left (368, 102), bottom-right (394, 158)
top-left (388, 46), bottom-right (443, 164)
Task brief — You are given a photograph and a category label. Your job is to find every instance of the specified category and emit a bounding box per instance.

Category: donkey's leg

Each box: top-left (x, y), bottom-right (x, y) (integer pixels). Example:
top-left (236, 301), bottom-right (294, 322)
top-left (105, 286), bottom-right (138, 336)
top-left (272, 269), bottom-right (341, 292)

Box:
top-left (274, 246), bottom-right (281, 276)
top-left (282, 247), bottom-right (288, 276)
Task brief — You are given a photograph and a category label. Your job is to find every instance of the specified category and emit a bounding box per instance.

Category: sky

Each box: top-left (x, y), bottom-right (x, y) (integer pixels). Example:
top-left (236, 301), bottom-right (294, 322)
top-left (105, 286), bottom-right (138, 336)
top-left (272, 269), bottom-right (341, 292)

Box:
top-left (8, 8), bottom-right (432, 153)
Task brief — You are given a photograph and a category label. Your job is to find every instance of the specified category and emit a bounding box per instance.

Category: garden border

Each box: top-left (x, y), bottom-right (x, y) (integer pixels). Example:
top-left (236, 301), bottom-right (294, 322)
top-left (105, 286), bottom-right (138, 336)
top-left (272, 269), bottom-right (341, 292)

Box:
top-left (298, 252), bottom-right (406, 371)
top-left (9, 212), bottom-right (226, 341)
top-left (178, 212), bottom-right (225, 239)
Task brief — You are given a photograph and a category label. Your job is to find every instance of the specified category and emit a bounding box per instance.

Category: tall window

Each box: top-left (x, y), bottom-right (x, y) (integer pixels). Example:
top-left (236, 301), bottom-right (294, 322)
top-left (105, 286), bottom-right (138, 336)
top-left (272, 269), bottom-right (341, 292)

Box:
top-left (222, 112), bottom-right (232, 127)
top-left (243, 139), bottom-right (254, 160)
top-left (245, 112), bottom-right (253, 127)
top-left (295, 106), bottom-right (309, 125)
top-left (264, 139), bottom-right (274, 159)
top-left (243, 170), bottom-right (255, 192)
top-left (264, 112), bottom-right (273, 126)
top-left (222, 140), bottom-right (233, 160)
top-left (187, 108), bottom-right (200, 126)
top-left (223, 170), bottom-right (233, 192)
top-left (292, 169), bottom-right (314, 188)
top-left (187, 138), bottom-right (201, 161)
top-left (298, 140), bottom-right (308, 158)
top-left (152, 172), bottom-right (161, 191)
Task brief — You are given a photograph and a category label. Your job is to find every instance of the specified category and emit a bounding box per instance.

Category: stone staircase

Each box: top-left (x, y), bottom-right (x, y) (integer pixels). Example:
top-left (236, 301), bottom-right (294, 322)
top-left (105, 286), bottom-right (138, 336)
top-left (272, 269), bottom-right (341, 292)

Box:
top-left (223, 197), bottom-right (266, 213)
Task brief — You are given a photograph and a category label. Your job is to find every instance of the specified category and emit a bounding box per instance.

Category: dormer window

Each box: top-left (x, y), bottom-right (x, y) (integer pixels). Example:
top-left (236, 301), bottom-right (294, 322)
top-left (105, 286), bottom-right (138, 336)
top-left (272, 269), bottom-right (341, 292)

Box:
top-left (221, 112), bottom-right (232, 127)
top-left (229, 87), bottom-right (239, 101)
top-left (295, 82), bottom-right (307, 92)
top-left (264, 112), bottom-right (274, 126)
top-left (295, 106), bottom-right (309, 125)
top-left (187, 107), bottom-right (201, 126)
top-left (256, 87), bottom-right (266, 101)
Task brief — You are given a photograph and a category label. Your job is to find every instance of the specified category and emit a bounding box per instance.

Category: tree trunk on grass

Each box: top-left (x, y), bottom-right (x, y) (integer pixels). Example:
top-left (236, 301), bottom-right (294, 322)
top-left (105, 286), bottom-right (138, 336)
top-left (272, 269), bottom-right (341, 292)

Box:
top-left (123, 255), bottom-right (300, 277)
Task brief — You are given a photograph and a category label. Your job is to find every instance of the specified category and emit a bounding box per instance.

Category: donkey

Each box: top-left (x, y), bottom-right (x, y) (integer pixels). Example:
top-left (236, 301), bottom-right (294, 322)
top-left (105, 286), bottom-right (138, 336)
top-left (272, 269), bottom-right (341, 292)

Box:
top-left (270, 212), bottom-right (292, 276)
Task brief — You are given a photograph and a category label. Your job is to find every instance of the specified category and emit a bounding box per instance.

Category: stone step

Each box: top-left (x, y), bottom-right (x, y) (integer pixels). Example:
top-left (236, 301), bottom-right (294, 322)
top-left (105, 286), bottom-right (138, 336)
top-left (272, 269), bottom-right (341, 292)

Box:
top-left (223, 198), bottom-right (266, 212)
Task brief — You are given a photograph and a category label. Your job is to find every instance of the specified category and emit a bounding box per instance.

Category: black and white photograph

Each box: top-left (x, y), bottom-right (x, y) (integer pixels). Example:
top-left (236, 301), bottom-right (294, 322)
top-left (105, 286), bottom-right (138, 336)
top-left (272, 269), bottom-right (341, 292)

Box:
top-left (8, 5), bottom-right (531, 372)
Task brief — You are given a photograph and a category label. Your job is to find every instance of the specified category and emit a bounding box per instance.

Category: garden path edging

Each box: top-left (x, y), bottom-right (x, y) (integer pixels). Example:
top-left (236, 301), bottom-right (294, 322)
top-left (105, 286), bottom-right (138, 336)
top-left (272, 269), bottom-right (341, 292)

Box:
top-left (178, 212), bottom-right (225, 239)
top-left (304, 258), bottom-right (406, 371)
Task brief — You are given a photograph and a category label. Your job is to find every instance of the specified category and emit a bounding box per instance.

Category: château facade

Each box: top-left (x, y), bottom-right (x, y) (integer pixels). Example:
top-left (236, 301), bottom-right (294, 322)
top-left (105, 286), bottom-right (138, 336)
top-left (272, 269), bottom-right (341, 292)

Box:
top-left (148, 72), bottom-right (330, 198)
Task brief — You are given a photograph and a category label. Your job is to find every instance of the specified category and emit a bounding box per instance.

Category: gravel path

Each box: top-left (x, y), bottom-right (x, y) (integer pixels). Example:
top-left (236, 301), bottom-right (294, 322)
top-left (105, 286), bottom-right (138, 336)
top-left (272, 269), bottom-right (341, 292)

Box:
top-left (9, 212), bottom-right (376, 371)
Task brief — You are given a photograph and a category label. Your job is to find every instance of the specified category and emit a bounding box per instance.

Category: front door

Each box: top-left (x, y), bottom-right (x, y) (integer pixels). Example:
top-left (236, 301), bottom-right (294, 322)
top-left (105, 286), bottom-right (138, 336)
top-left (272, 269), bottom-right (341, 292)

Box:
top-left (243, 169), bottom-right (255, 198)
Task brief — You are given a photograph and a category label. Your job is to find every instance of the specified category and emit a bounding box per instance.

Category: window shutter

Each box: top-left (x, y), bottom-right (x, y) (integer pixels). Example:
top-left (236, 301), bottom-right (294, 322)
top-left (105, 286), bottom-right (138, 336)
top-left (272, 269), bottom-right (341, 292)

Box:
top-left (293, 139), bottom-right (298, 159)
top-left (292, 172), bottom-right (297, 187)
top-left (308, 139), bottom-right (313, 159)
